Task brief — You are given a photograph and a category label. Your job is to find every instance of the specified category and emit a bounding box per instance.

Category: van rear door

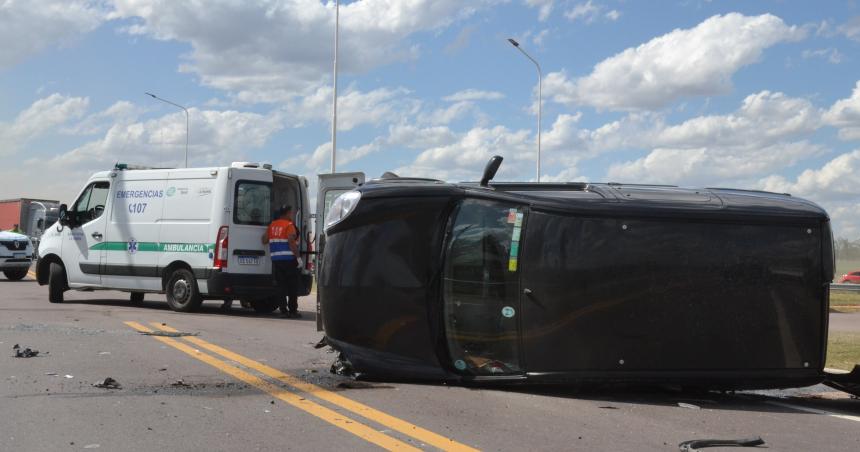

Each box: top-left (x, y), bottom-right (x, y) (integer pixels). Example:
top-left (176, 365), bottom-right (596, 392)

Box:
top-left (315, 172), bottom-right (364, 329)
top-left (228, 170), bottom-right (272, 274)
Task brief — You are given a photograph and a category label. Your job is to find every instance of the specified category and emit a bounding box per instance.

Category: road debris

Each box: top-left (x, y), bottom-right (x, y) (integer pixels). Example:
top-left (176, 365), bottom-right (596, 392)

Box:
top-left (171, 379), bottom-right (190, 387)
top-left (12, 344), bottom-right (39, 358)
top-left (45, 372), bottom-right (58, 376)
top-left (64, 375), bottom-right (74, 379)
top-left (678, 436), bottom-right (765, 451)
top-left (313, 337), bottom-right (328, 349)
top-left (677, 402), bottom-right (701, 410)
top-left (93, 377), bottom-right (121, 389)
top-left (140, 331), bottom-right (199, 337)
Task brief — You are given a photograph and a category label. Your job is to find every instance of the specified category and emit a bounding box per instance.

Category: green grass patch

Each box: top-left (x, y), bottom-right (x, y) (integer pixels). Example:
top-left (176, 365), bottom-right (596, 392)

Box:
top-left (830, 290), bottom-right (860, 313)
top-left (826, 332), bottom-right (860, 371)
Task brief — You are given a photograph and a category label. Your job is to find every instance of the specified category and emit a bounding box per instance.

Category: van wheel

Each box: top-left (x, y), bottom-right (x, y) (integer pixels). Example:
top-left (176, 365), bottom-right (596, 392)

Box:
top-left (48, 262), bottom-right (66, 303)
top-left (130, 292), bottom-right (144, 304)
top-left (250, 297), bottom-right (278, 314)
top-left (165, 268), bottom-right (202, 312)
top-left (3, 268), bottom-right (28, 281)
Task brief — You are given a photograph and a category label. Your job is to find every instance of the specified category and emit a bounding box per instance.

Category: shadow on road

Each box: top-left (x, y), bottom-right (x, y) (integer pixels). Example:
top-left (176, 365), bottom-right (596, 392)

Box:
top-left (56, 297), bottom-right (315, 321)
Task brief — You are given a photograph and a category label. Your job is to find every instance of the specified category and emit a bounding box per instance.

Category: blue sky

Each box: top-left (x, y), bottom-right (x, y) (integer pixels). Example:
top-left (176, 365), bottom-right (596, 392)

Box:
top-left (1, 0), bottom-right (860, 239)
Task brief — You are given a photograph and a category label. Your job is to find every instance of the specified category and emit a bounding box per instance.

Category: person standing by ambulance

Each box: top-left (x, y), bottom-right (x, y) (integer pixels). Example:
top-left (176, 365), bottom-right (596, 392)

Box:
top-left (262, 205), bottom-right (302, 318)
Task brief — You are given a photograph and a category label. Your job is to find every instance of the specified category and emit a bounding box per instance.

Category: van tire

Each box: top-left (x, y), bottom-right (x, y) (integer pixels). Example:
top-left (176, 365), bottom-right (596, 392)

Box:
top-left (165, 268), bottom-right (202, 312)
top-left (48, 262), bottom-right (66, 303)
top-left (130, 292), bottom-right (144, 304)
top-left (3, 268), bottom-right (28, 281)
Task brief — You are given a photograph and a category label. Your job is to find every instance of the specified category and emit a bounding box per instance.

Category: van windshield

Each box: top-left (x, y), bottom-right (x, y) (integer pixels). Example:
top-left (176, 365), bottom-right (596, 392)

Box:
top-left (235, 181), bottom-right (271, 226)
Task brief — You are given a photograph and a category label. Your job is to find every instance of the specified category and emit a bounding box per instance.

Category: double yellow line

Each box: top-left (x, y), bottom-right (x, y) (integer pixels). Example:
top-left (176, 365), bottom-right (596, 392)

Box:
top-left (125, 321), bottom-right (477, 451)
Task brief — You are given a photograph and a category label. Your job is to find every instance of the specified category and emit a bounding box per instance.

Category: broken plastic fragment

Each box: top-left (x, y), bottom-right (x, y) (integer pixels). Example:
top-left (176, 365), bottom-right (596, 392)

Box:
top-left (678, 437), bottom-right (764, 451)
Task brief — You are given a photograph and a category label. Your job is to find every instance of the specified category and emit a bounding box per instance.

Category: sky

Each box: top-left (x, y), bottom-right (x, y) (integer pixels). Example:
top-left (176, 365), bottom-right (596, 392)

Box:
top-left (1, 0), bottom-right (859, 240)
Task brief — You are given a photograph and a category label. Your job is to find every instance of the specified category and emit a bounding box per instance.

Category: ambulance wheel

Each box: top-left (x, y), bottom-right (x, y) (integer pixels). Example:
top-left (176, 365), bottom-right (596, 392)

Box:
top-left (48, 262), bottom-right (66, 303)
top-left (3, 268), bottom-right (27, 281)
top-left (130, 292), bottom-right (144, 304)
top-left (250, 297), bottom-right (278, 314)
top-left (165, 268), bottom-right (202, 312)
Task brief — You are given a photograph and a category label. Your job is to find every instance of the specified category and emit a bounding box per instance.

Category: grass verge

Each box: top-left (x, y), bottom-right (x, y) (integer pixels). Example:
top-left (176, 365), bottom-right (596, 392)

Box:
top-left (826, 331), bottom-right (860, 371)
top-left (830, 290), bottom-right (860, 313)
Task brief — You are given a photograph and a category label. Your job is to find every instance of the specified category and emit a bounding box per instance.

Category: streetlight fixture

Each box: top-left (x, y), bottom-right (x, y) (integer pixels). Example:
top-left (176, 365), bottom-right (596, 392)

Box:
top-left (507, 38), bottom-right (542, 182)
top-left (331, 0), bottom-right (340, 173)
top-left (145, 92), bottom-right (190, 168)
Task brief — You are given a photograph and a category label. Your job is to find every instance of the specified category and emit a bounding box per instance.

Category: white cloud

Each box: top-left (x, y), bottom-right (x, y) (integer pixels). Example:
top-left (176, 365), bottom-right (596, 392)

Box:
top-left (0, 94), bottom-right (90, 155)
top-left (442, 89), bottom-right (505, 102)
top-left (837, 16), bottom-right (860, 42)
top-left (0, 0), bottom-right (106, 70)
top-left (283, 84), bottom-right (415, 131)
top-left (565, 1), bottom-right (600, 23)
top-left (761, 150), bottom-right (860, 201)
top-left (109, 0), bottom-right (499, 102)
top-left (605, 10), bottom-right (620, 21)
top-left (0, 105), bottom-right (286, 202)
top-left (524, 0), bottom-right (554, 21)
top-left (801, 48), bottom-right (843, 64)
top-left (544, 13), bottom-right (806, 111)
top-left (823, 81), bottom-right (860, 140)
top-left (759, 150), bottom-right (860, 239)
top-left (657, 91), bottom-right (821, 148)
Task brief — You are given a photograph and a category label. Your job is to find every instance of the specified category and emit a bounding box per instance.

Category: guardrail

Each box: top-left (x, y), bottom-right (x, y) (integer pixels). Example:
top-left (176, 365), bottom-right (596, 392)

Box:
top-left (831, 283), bottom-right (860, 292)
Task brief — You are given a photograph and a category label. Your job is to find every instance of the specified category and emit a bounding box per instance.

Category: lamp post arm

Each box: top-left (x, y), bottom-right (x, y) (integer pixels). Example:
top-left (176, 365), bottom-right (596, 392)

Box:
top-left (145, 92), bottom-right (190, 168)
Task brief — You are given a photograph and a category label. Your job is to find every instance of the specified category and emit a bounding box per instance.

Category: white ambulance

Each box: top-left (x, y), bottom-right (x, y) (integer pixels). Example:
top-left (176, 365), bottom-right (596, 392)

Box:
top-left (36, 162), bottom-right (313, 312)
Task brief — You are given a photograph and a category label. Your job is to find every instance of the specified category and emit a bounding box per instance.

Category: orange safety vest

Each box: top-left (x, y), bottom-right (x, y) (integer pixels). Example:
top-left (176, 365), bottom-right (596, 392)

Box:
top-left (268, 219), bottom-right (297, 261)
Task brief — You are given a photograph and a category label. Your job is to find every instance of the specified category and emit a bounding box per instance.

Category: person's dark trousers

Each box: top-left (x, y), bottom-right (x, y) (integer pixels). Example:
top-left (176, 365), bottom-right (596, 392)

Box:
top-left (273, 260), bottom-right (300, 314)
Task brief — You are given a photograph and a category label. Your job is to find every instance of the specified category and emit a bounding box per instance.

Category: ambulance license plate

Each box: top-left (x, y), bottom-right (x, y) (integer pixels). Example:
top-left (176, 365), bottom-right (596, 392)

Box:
top-left (238, 256), bottom-right (259, 265)
top-left (13, 253), bottom-right (25, 259)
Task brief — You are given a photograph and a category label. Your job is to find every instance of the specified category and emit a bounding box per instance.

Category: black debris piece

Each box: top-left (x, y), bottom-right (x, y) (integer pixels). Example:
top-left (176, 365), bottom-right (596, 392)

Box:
top-left (598, 406), bottom-right (618, 410)
top-left (313, 337), bottom-right (328, 349)
top-left (330, 353), bottom-right (355, 377)
top-left (140, 331), bottom-right (199, 337)
top-left (678, 437), bottom-right (765, 451)
top-left (13, 344), bottom-right (39, 358)
top-left (93, 377), bottom-right (121, 389)
top-left (823, 365), bottom-right (860, 397)
top-left (336, 381), bottom-right (393, 390)
top-left (171, 379), bottom-right (190, 387)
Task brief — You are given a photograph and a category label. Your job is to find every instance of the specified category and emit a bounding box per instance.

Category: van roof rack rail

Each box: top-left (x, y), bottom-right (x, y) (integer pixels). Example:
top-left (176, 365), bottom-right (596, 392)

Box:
top-left (114, 163), bottom-right (173, 171)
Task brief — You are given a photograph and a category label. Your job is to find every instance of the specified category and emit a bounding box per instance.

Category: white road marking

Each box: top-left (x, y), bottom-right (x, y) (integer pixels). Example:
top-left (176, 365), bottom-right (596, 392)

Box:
top-left (766, 400), bottom-right (860, 423)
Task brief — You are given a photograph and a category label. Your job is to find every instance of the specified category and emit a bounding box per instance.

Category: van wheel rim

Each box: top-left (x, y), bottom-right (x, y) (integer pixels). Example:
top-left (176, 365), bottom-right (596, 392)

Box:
top-left (173, 279), bottom-right (189, 302)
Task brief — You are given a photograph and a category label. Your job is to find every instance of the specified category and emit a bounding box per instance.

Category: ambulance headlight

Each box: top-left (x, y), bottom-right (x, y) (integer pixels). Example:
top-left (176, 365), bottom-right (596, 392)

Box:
top-left (324, 191), bottom-right (361, 232)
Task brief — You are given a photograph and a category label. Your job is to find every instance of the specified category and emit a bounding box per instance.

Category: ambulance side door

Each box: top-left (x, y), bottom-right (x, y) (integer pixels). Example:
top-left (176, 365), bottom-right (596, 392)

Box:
top-left (61, 180), bottom-right (112, 287)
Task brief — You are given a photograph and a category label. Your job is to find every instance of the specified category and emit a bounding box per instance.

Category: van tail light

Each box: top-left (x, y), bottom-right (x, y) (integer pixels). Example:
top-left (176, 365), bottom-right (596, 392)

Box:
top-left (214, 226), bottom-right (229, 269)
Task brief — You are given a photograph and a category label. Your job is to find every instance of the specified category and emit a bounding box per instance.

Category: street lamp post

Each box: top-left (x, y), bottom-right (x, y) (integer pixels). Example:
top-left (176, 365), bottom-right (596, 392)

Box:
top-left (145, 92), bottom-right (190, 168)
top-left (331, 0), bottom-right (340, 173)
top-left (507, 38), bottom-right (542, 182)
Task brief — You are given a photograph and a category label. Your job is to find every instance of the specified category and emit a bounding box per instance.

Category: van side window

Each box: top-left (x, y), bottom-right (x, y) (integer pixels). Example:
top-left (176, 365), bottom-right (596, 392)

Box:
top-left (72, 181), bottom-right (110, 224)
top-left (235, 181), bottom-right (271, 226)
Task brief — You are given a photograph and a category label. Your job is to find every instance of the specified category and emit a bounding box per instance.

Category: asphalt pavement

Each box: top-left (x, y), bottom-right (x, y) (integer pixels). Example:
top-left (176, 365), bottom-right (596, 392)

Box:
top-left (1, 273), bottom-right (858, 451)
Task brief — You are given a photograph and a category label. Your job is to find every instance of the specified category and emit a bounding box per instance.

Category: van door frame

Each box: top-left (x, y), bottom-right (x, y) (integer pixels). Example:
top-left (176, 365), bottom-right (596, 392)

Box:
top-left (314, 172), bottom-right (365, 330)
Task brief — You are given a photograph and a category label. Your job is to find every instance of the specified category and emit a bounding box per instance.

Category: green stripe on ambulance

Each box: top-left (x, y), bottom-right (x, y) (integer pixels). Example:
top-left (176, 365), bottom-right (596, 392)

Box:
top-left (90, 242), bottom-right (214, 252)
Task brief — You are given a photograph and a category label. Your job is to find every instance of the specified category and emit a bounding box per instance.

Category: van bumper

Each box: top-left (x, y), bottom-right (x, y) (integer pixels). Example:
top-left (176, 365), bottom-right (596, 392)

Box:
top-left (206, 270), bottom-right (276, 299)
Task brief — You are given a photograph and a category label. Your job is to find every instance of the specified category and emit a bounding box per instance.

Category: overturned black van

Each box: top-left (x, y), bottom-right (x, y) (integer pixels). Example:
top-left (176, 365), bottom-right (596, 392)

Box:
top-left (318, 157), bottom-right (837, 390)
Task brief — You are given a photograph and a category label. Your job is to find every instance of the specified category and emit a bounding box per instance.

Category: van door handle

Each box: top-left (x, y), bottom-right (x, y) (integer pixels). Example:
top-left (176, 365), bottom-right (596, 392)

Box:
top-left (523, 288), bottom-right (532, 295)
top-left (91, 232), bottom-right (103, 240)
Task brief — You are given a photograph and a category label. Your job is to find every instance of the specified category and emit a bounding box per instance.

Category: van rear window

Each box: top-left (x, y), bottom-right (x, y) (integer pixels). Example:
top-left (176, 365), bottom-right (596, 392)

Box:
top-left (234, 181), bottom-right (271, 226)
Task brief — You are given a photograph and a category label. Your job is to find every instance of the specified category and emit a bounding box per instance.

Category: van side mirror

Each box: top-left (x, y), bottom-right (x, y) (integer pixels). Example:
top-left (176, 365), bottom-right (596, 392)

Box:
top-left (480, 155), bottom-right (504, 187)
top-left (58, 204), bottom-right (70, 227)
